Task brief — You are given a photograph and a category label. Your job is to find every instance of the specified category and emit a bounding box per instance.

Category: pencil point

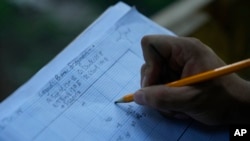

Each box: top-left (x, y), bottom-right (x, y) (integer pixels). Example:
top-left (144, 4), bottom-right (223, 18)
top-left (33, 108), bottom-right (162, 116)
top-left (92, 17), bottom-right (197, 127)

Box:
top-left (114, 98), bottom-right (123, 104)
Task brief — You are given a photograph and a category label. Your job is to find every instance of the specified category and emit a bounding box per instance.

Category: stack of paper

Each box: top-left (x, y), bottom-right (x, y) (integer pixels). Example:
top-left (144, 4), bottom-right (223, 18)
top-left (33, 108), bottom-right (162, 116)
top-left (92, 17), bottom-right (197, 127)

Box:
top-left (0, 2), bottom-right (228, 141)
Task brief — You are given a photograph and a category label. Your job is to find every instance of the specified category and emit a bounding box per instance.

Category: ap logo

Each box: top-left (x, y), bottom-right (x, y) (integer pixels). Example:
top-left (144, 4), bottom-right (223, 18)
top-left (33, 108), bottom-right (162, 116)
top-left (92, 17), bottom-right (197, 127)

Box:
top-left (234, 129), bottom-right (247, 136)
top-left (230, 126), bottom-right (250, 141)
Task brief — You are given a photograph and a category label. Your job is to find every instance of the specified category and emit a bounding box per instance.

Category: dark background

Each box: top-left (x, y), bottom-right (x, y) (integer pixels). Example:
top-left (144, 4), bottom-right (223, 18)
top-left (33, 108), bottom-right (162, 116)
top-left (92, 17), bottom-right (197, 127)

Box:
top-left (1, 0), bottom-right (250, 102)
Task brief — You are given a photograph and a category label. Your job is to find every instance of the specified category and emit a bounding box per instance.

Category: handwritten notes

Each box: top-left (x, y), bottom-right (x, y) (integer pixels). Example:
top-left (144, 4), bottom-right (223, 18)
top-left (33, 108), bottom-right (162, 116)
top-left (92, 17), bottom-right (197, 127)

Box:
top-left (0, 2), bottom-right (228, 141)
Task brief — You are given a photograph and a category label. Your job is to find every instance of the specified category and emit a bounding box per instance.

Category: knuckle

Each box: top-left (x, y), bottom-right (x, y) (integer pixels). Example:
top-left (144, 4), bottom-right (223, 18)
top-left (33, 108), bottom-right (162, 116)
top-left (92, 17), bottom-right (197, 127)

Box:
top-left (141, 35), bottom-right (151, 47)
top-left (187, 37), bottom-right (202, 45)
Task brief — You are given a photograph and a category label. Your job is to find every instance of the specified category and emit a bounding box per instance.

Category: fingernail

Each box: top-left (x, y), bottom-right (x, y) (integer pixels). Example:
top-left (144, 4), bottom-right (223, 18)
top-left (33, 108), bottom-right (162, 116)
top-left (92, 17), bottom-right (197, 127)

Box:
top-left (134, 90), bottom-right (146, 105)
top-left (142, 76), bottom-right (147, 88)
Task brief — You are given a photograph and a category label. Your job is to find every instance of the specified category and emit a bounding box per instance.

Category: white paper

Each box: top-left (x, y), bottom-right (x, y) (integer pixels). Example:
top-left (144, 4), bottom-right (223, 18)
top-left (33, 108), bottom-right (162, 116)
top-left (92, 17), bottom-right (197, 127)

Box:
top-left (0, 2), bottom-right (228, 141)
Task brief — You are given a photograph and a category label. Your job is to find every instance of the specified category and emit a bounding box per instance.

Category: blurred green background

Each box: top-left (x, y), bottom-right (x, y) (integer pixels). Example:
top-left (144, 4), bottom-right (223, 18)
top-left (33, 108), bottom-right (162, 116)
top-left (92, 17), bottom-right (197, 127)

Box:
top-left (0, 0), bottom-right (176, 101)
top-left (1, 0), bottom-right (250, 102)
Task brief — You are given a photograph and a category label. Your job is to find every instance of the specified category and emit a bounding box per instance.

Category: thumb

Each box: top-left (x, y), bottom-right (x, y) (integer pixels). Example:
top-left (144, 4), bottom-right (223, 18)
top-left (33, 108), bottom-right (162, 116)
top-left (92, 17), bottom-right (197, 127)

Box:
top-left (134, 85), bottom-right (200, 112)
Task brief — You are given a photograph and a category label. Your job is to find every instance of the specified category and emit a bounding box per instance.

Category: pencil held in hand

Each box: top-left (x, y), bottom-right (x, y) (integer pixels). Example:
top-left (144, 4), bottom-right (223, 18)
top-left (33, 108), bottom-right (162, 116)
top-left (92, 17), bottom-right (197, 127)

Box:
top-left (114, 58), bottom-right (250, 104)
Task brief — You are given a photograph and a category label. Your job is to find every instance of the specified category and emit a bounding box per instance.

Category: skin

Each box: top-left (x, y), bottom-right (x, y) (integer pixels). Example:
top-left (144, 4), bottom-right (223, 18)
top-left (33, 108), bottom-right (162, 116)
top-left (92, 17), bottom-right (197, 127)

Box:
top-left (133, 35), bottom-right (250, 126)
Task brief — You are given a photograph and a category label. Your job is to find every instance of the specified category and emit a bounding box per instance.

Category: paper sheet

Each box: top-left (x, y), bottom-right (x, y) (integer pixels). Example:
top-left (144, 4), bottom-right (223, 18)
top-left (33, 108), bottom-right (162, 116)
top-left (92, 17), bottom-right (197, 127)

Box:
top-left (0, 2), bottom-right (228, 141)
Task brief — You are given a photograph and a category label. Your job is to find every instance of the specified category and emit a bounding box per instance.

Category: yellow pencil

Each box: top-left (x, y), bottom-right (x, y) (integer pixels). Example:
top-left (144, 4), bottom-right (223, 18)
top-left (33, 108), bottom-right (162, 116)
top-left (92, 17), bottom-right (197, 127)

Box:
top-left (114, 58), bottom-right (250, 103)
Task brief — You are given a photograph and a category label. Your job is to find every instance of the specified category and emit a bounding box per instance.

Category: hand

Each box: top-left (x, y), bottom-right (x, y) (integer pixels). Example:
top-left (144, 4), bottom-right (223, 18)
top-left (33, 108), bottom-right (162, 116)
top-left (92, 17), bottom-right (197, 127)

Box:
top-left (134, 35), bottom-right (250, 125)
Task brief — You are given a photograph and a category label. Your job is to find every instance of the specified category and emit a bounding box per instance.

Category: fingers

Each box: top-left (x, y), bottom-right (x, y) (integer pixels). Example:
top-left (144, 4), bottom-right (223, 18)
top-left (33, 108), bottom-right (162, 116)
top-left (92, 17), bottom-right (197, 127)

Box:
top-left (141, 35), bottom-right (225, 81)
top-left (141, 35), bottom-right (171, 64)
top-left (140, 64), bottom-right (147, 87)
top-left (141, 35), bottom-right (193, 65)
top-left (138, 35), bottom-right (232, 125)
top-left (140, 35), bottom-right (192, 86)
top-left (134, 85), bottom-right (201, 112)
top-left (140, 36), bottom-right (164, 87)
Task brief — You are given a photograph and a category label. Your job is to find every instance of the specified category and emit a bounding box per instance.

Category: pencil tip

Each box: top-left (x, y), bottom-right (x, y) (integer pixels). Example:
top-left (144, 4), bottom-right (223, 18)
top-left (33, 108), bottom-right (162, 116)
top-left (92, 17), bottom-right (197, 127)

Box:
top-left (114, 98), bottom-right (123, 104)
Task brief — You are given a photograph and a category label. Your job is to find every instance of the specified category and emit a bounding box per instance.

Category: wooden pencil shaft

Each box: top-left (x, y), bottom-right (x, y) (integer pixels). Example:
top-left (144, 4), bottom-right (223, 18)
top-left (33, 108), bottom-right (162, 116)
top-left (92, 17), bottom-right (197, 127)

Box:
top-left (116, 58), bottom-right (250, 103)
top-left (167, 58), bottom-right (250, 87)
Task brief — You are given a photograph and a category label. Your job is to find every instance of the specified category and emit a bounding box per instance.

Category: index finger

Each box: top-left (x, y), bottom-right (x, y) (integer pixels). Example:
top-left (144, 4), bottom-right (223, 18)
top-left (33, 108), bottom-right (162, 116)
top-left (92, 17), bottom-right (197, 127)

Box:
top-left (141, 35), bottom-right (199, 67)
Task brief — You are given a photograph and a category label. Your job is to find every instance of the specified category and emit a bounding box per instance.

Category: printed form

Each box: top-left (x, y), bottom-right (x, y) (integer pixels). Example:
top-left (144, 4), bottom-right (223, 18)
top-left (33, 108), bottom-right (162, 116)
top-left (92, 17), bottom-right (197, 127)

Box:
top-left (0, 2), bottom-right (228, 141)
